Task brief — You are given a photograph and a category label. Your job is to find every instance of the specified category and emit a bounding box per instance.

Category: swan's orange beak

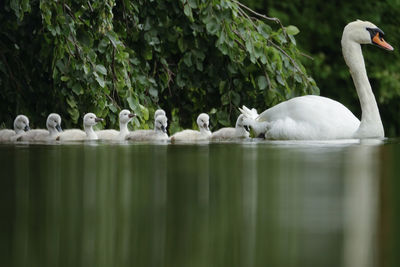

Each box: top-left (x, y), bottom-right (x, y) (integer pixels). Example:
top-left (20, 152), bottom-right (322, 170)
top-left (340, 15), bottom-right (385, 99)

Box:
top-left (372, 33), bottom-right (394, 51)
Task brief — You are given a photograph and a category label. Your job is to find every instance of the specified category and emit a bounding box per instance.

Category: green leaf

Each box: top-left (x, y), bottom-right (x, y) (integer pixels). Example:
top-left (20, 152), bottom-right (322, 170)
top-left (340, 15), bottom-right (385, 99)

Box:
top-left (95, 65), bottom-right (107, 75)
top-left (183, 53), bottom-right (192, 67)
top-left (139, 104), bottom-right (149, 120)
top-left (72, 83), bottom-right (83, 95)
top-left (276, 73), bottom-right (285, 86)
top-left (67, 107), bottom-right (80, 123)
top-left (257, 76), bottom-right (268, 90)
top-left (216, 110), bottom-right (230, 126)
top-left (149, 87), bottom-right (158, 98)
top-left (109, 103), bottom-right (118, 113)
top-left (83, 64), bottom-right (90, 75)
top-left (294, 73), bottom-right (302, 83)
top-left (127, 96), bottom-right (136, 111)
top-left (206, 17), bottom-right (220, 35)
top-left (188, 0), bottom-right (197, 8)
top-left (184, 5), bottom-right (193, 18)
top-left (95, 75), bottom-right (105, 88)
top-left (66, 96), bottom-right (77, 108)
top-left (286, 25), bottom-right (300, 36)
top-left (221, 93), bottom-right (230, 105)
top-left (231, 91), bottom-right (241, 106)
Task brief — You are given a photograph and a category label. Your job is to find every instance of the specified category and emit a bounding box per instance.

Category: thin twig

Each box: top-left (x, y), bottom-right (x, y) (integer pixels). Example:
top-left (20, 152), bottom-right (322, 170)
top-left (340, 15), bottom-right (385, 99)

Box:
top-left (299, 51), bottom-right (314, 60)
top-left (87, 0), bottom-right (93, 12)
top-left (236, 6), bottom-right (257, 29)
top-left (264, 69), bottom-right (272, 91)
top-left (233, 0), bottom-right (288, 40)
top-left (232, 0), bottom-right (282, 26)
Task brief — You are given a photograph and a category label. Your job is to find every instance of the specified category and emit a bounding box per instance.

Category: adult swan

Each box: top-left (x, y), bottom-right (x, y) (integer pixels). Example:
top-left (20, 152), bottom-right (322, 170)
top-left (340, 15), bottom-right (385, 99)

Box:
top-left (240, 20), bottom-right (393, 140)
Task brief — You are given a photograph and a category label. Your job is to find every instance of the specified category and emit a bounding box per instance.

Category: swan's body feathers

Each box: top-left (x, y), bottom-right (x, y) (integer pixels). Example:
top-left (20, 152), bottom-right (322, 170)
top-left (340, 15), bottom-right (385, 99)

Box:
top-left (210, 127), bottom-right (249, 141)
top-left (125, 129), bottom-right (168, 141)
top-left (19, 129), bottom-right (53, 141)
top-left (249, 95), bottom-right (360, 140)
top-left (96, 129), bottom-right (120, 140)
top-left (171, 129), bottom-right (211, 141)
top-left (0, 129), bottom-right (17, 142)
top-left (56, 129), bottom-right (87, 141)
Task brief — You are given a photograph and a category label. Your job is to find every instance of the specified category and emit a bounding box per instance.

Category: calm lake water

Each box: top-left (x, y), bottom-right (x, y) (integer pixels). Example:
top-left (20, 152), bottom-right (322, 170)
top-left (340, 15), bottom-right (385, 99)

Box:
top-left (1, 139), bottom-right (400, 267)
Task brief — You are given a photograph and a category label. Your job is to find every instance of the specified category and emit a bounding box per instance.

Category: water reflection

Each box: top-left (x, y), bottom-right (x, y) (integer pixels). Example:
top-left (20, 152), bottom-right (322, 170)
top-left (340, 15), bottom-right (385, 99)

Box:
top-left (1, 140), bottom-right (399, 267)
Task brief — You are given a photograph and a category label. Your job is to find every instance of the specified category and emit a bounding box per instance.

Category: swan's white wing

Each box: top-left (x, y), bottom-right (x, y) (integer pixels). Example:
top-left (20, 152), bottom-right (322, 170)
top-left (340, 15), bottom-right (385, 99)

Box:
top-left (255, 95), bottom-right (360, 140)
top-left (239, 105), bottom-right (258, 120)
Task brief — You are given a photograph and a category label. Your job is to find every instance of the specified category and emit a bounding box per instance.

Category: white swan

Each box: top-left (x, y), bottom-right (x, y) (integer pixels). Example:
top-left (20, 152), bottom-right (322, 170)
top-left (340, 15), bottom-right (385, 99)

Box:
top-left (18, 113), bottom-right (62, 141)
top-left (57, 113), bottom-right (103, 141)
top-left (210, 114), bottom-right (250, 141)
top-left (0, 115), bottom-right (30, 142)
top-left (96, 109), bottom-right (135, 140)
top-left (240, 20), bottom-right (393, 140)
top-left (125, 114), bottom-right (168, 141)
top-left (171, 113), bottom-right (211, 142)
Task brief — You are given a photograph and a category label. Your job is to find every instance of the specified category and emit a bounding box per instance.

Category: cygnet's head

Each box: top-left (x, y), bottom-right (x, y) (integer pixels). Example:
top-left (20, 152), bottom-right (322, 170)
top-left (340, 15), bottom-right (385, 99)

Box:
top-left (119, 109), bottom-right (135, 124)
top-left (342, 20), bottom-right (393, 50)
top-left (196, 113), bottom-right (210, 131)
top-left (154, 109), bottom-right (166, 119)
top-left (155, 115), bottom-right (168, 133)
top-left (14, 115), bottom-right (30, 133)
top-left (46, 113), bottom-right (62, 132)
top-left (83, 113), bottom-right (103, 127)
top-left (235, 114), bottom-right (250, 132)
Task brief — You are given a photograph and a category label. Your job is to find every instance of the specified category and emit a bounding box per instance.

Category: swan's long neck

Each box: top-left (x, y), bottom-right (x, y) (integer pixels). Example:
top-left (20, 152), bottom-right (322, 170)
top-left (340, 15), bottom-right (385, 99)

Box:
top-left (48, 127), bottom-right (58, 137)
top-left (342, 39), bottom-right (384, 138)
top-left (84, 125), bottom-right (98, 140)
top-left (119, 121), bottom-right (129, 137)
top-left (200, 126), bottom-right (211, 135)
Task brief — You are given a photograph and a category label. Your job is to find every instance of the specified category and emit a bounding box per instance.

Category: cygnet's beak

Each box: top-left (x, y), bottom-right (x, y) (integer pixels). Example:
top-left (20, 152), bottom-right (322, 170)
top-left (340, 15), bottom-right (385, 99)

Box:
top-left (244, 125), bottom-right (250, 132)
top-left (161, 125), bottom-right (167, 133)
top-left (95, 117), bottom-right (104, 123)
top-left (203, 123), bottom-right (209, 131)
top-left (24, 125), bottom-right (30, 131)
top-left (128, 113), bottom-right (136, 118)
top-left (56, 124), bottom-right (62, 132)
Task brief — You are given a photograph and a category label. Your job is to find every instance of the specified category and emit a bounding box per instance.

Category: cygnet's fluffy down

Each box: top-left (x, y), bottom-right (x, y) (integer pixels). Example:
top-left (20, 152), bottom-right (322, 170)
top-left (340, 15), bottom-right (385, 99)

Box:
top-left (96, 109), bottom-right (135, 140)
top-left (18, 113), bottom-right (62, 141)
top-left (210, 114), bottom-right (250, 141)
top-left (126, 115), bottom-right (168, 141)
top-left (154, 109), bottom-right (166, 119)
top-left (57, 113), bottom-right (103, 141)
top-left (171, 113), bottom-right (211, 142)
top-left (0, 115), bottom-right (30, 142)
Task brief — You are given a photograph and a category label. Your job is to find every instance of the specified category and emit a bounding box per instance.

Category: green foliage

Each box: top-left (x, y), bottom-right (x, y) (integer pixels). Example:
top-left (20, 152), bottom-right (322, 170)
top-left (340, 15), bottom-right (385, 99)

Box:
top-left (0, 0), bottom-right (317, 132)
top-left (242, 0), bottom-right (400, 136)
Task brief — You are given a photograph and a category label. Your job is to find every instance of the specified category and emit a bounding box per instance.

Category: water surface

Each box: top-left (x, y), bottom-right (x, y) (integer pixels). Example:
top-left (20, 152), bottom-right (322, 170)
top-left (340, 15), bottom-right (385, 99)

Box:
top-left (1, 139), bottom-right (400, 267)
